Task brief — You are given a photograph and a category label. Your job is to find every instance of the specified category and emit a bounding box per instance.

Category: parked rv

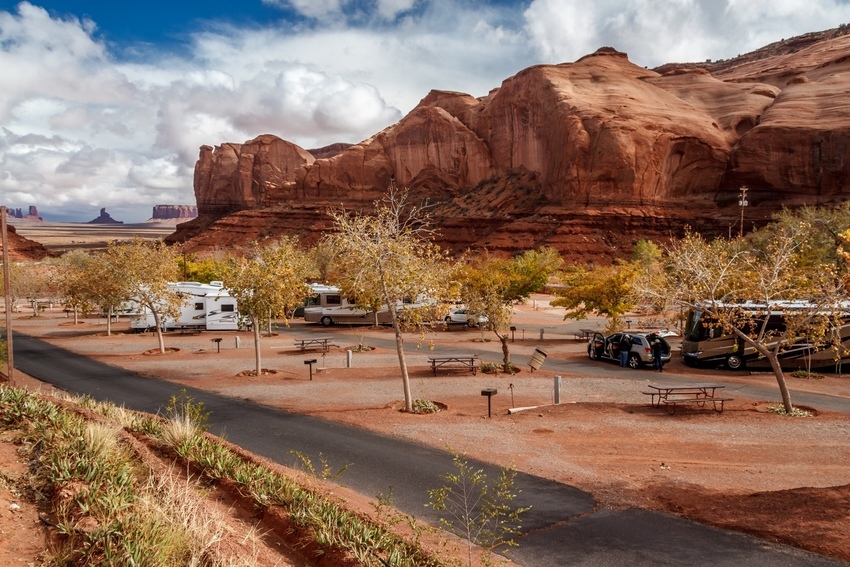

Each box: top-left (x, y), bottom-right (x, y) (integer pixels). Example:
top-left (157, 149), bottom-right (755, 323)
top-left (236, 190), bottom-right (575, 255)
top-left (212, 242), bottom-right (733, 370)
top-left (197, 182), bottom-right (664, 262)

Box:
top-left (302, 285), bottom-right (392, 326)
top-left (302, 284), bottom-right (435, 326)
top-left (681, 301), bottom-right (850, 370)
top-left (129, 281), bottom-right (240, 331)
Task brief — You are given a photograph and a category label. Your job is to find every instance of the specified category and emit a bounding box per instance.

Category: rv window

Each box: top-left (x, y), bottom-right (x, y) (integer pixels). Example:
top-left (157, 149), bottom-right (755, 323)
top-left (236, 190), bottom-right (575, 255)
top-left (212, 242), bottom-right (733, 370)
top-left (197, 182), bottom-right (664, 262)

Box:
top-left (221, 304), bottom-right (235, 312)
top-left (306, 296), bottom-right (320, 306)
top-left (326, 295), bottom-right (342, 305)
top-left (194, 302), bottom-right (204, 310)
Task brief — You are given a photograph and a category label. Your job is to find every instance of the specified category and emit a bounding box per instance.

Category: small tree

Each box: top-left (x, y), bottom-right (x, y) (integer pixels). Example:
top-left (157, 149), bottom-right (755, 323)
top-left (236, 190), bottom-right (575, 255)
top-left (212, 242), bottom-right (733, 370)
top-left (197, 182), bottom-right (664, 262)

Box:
top-left (551, 261), bottom-right (639, 331)
top-left (54, 250), bottom-right (99, 324)
top-left (101, 239), bottom-right (182, 353)
top-left (461, 249), bottom-right (562, 372)
top-left (327, 188), bottom-right (449, 412)
top-left (428, 452), bottom-right (529, 567)
top-left (223, 238), bottom-right (314, 376)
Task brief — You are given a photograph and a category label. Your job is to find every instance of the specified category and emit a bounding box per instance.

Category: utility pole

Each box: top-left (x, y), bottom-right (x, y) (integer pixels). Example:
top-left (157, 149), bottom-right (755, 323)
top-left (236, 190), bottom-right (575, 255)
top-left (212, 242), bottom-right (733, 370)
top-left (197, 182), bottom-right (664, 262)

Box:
top-left (738, 186), bottom-right (749, 238)
top-left (1, 206), bottom-right (13, 384)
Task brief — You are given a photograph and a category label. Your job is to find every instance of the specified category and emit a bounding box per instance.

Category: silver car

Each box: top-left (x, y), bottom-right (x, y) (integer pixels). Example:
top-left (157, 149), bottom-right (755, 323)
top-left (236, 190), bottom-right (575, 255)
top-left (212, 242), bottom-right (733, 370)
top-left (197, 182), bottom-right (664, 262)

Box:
top-left (444, 308), bottom-right (489, 327)
top-left (587, 332), bottom-right (672, 369)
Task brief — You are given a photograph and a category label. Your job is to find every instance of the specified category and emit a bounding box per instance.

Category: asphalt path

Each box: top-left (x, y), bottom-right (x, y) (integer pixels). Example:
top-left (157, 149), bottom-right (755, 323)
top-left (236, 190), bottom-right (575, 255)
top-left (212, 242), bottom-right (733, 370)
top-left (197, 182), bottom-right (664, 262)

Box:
top-left (11, 332), bottom-right (848, 566)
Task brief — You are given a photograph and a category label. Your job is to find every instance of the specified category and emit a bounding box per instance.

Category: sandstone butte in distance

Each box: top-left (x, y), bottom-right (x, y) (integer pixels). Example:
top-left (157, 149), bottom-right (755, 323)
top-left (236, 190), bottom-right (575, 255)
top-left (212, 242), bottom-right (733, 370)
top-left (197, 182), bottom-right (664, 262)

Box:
top-left (164, 26), bottom-right (850, 263)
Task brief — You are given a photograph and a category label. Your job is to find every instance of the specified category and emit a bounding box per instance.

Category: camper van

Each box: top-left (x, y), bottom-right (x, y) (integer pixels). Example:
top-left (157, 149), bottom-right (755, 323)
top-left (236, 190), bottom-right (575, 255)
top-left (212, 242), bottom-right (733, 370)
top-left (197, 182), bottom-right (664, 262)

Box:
top-left (302, 285), bottom-right (392, 326)
top-left (129, 281), bottom-right (240, 331)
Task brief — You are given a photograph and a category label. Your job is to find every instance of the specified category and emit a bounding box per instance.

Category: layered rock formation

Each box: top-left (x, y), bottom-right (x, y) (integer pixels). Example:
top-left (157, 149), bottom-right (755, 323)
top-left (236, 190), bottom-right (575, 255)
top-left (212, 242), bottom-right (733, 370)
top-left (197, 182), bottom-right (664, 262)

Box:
top-left (169, 27), bottom-right (850, 262)
top-left (7, 206), bottom-right (43, 222)
top-left (87, 208), bottom-right (123, 225)
top-left (148, 205), bottom-right (198, 222)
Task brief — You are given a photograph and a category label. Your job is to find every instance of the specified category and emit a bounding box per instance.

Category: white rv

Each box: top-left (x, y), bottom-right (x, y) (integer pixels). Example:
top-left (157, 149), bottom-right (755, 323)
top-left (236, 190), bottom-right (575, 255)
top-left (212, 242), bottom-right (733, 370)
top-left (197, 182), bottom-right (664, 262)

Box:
top-left (302, 284), bottom-right (435, 326)
top-left (302, 285), bottom-right (391, 326)
top-left (130, 281), bottom-right (240, 331)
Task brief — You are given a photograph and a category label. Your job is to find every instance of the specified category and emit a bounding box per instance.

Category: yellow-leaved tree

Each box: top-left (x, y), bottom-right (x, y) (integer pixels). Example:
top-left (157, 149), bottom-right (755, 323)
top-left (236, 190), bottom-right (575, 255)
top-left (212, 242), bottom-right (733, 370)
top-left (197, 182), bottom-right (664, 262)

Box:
top-left (100, 239), bottom-right (182, 353)
top-left (460, 248), bottom-right (562, 372)
top-left (223, 237), bottom-right (314, 376)
top-left (327, 189), bottom-right (450, 413)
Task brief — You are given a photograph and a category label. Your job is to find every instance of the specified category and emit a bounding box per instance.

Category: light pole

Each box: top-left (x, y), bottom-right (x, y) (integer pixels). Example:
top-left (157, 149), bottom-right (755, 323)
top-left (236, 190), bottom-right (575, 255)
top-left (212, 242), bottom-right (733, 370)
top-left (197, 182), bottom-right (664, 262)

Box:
top-left (738, 186), bottom-right (749, 238)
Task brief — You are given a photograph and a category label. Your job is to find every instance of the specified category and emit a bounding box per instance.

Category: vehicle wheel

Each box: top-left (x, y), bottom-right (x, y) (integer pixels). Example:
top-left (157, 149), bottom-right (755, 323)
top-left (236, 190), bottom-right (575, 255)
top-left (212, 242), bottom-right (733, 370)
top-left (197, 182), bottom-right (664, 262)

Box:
top-left (467, 320), bottom-right (475, 328)
top-left (588, 346), bottom-right (598, 360)
top-left (628, 353), bottom-right (642, 369)
top-left (320, 316), bottom-right (333, 327)
top-left (445, 316), bottom-right (452, 324)
top-left (725, 354), bottom-right (745, 370)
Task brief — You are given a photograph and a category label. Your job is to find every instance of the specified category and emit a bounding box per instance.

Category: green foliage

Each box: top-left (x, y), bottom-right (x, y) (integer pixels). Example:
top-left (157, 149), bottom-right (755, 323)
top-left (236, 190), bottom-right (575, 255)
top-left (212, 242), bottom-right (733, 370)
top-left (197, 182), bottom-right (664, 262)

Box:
top-left (428, 452), bottom-right (529, 567)
top-left (552, 260), bottom-right (638, 330)
top-left (289, 450), bottom-right (350, 480)
top-left (164, 388), bottom-right (210, 432)
top-left (632, 239), bottom-right (662, 266)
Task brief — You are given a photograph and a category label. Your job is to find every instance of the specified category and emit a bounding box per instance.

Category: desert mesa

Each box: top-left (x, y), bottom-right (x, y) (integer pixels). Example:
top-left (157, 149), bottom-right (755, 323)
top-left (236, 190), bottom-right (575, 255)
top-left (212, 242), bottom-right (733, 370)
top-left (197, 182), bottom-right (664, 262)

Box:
top-left (164, 27), bottom-right (850, 262)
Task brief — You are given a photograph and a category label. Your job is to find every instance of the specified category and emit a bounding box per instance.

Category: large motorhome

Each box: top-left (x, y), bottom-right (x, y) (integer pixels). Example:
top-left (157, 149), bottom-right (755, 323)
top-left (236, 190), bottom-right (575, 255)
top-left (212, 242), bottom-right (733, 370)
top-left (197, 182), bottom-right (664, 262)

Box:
top-left (302, 285), bottom-right (392, 326)
top-left (129, 281), bottom-right (240, 331)
top-left (681, 300), bottom-right (850, 370)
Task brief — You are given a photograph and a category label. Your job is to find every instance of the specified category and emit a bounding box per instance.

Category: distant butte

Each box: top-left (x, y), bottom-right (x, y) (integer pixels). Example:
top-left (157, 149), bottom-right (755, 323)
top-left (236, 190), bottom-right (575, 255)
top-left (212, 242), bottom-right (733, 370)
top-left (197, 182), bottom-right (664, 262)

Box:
top-left (87, 208), bottom-right (124, 225)
top-left (162, 26), bottom-right (850, 262)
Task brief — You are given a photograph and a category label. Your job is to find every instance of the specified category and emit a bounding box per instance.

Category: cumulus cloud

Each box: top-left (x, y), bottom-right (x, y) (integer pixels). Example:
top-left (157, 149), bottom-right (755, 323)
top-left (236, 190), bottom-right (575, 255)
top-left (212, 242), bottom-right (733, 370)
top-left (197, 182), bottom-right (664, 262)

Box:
top-left (523, 0), bottom-right (850, 66)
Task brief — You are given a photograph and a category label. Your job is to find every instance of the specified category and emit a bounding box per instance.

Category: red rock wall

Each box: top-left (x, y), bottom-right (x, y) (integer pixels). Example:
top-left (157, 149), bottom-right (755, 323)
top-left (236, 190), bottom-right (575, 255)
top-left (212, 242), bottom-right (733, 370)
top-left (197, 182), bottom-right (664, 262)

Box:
top-left (173, 33), bottom-right (850, 262)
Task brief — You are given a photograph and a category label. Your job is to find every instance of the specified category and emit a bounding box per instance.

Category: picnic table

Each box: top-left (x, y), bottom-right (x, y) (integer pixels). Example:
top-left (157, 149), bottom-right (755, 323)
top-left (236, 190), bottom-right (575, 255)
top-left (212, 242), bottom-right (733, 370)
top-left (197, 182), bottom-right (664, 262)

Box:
top-left (428, 355), bottom-right (479, 376)
top-left (294, 337), bottom-right (332, 353)
top-left (576, 328), bottom-right (596, 340)
top-left (643, 382), bottom-right (732, 414)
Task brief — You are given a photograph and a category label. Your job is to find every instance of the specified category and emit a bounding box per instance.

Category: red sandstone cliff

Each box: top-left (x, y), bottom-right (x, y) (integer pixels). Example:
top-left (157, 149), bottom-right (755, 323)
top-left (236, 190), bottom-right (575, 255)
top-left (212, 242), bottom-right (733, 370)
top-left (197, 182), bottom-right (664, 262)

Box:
top-left (169, 28), bottom-right (850, 261)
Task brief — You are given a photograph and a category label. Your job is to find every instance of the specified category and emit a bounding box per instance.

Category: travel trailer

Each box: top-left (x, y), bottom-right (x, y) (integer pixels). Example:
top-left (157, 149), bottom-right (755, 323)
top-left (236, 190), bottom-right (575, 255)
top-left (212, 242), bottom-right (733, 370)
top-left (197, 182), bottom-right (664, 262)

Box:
top-left (129, 281), bottom-right (240, 331)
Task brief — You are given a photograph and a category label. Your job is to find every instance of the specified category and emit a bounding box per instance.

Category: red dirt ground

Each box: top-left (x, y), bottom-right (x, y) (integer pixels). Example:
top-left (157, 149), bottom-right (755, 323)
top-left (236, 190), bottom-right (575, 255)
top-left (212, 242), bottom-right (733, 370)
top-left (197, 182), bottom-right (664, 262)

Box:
top-left (3, 298), bottom-right (850, 564)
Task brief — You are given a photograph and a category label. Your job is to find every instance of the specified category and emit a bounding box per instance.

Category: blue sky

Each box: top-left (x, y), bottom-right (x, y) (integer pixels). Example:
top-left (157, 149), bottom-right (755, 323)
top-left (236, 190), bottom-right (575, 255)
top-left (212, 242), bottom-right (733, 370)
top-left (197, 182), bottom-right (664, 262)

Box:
top-left (1, 0), bottom-right (848, 223)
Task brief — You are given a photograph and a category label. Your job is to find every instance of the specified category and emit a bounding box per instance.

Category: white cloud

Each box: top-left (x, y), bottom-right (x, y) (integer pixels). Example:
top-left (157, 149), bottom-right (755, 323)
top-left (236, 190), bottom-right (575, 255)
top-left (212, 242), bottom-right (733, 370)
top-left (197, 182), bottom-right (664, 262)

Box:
top-left (523, 0), bottom-right (850, 66)
top-left (1, 0), bottom-right (847, 222)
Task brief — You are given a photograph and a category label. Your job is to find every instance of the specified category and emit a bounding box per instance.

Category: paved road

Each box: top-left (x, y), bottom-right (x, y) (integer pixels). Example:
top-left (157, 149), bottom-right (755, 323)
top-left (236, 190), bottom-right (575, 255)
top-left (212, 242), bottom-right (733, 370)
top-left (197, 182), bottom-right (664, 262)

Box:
top-left (12, 332), bottom-right (848, 566)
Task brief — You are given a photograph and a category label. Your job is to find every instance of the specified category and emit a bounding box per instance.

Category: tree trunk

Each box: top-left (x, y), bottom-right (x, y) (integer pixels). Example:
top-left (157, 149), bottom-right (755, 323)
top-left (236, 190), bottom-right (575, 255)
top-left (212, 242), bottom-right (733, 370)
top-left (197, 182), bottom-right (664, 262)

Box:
top-left (152, 310), bottom-right (166, 354)
top-left (767, 352), bottom-right (794, 413)
top-left (252, 315), bottom-right (262, 376)
top-left (73, 307), bottom-right (79, 325)
top-left (390, 308), bottom-right (412, 412)
top-left (497, 331), bottom-right (511, 371)
top-left (106, 306), bottom-right (112, 336)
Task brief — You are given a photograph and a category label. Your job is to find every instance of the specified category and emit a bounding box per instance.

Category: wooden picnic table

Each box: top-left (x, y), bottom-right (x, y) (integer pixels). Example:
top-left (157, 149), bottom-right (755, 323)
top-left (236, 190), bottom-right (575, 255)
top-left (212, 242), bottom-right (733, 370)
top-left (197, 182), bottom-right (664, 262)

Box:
top-left (428, 355), bottom-right (479, 376)
top-left (643, 382), bottom-right (732, 414)
top-left (294, 337), bottom-right (332, 353)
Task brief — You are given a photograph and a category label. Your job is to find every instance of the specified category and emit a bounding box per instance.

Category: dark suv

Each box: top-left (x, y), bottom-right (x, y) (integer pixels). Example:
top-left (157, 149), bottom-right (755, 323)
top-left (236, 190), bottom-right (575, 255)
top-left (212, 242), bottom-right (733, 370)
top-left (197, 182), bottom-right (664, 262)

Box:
top-left (587, 332), bottom-right (672, 369)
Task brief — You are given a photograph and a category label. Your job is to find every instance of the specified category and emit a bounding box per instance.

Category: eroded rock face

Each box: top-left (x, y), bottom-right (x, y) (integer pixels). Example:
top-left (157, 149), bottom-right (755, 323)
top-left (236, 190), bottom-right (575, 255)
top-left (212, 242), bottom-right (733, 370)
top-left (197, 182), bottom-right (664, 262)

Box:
top-left (171, 28), bottom-right (850, 262)
top-left (87, 208), bottom-right (123, 225)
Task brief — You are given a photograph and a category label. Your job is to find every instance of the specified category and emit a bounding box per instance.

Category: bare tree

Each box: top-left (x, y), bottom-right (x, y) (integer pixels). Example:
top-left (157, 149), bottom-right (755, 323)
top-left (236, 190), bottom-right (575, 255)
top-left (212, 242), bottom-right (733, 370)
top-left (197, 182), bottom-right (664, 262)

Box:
top-left (327, 188), bottom-right (449, 413)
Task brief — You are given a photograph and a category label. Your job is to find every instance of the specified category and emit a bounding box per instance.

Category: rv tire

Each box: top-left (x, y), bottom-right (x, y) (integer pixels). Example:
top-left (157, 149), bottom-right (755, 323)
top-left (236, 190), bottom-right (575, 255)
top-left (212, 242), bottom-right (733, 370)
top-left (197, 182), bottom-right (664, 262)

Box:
top-left (320, 316), bottom-right (333, 327)
top-left (725, 354), bottom-right (745, 370)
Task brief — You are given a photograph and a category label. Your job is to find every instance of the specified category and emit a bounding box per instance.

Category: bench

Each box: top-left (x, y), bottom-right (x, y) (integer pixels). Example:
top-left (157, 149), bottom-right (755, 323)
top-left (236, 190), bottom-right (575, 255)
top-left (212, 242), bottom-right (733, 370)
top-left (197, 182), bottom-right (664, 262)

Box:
top-left (661, 397), bottom-right (733, 414)
top-left (294, 337), bottom-right (332, 353)
top-left (428, 355), bottom-right (479, 376)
